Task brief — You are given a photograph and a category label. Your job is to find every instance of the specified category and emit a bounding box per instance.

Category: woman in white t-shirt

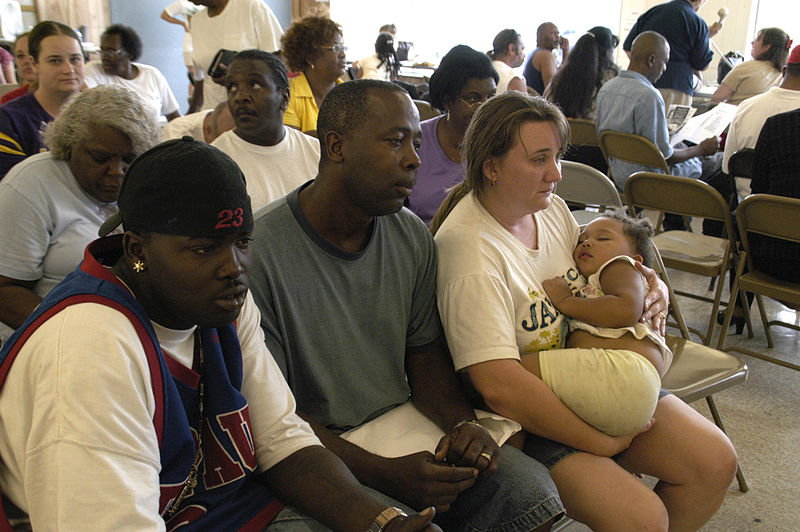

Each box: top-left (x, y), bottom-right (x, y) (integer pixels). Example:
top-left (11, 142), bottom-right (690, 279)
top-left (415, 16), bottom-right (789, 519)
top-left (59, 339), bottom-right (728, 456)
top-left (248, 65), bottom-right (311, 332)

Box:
top-left (0, 85), bottom-right (160, 336)
top-left (432, 91), bottom-right (738, 532)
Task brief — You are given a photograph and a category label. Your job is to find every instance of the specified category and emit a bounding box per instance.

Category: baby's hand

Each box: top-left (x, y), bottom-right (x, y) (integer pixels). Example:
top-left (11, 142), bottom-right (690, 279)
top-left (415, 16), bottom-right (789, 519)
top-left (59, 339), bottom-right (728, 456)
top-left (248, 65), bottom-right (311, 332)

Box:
top-left (542, 277), bottom-right (572, 308)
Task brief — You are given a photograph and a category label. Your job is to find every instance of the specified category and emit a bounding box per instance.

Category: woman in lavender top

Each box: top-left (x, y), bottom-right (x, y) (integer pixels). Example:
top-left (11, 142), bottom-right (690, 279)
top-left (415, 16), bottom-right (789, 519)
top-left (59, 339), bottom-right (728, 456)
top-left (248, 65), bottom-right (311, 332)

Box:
top-left (407, 45), bottom-right (497, 226)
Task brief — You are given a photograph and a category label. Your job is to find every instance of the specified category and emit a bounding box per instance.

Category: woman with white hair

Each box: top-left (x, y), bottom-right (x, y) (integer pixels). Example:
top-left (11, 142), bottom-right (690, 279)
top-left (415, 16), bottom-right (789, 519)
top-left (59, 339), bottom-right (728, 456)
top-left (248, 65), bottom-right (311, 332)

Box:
top-left (0, 85), bottom-right (160, 335)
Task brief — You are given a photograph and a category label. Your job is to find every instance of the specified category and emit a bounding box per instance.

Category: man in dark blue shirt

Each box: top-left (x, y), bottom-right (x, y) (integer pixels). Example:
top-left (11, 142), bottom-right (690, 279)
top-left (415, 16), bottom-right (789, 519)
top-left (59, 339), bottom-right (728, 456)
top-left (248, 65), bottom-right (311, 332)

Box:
top-left (623, 0), bottom-right (722, 110)
top-left (523, 22), bottom-right (569, 95)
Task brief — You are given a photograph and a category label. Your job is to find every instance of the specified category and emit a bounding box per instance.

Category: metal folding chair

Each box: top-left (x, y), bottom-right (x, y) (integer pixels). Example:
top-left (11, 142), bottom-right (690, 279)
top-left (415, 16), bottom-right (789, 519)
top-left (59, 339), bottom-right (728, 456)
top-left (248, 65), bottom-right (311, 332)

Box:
top-left (567, 118), bottom-right (599, 147)
top-left (412, 99), bottom-right (440, 121)
top-left (717, 194), bottom-right (800, 371)
top-left (625, 172), bottom-right (742, 345)
top-left (653, 245), bottom-right (750, 492)
top-left (556, 160), bottom-right (623, 225)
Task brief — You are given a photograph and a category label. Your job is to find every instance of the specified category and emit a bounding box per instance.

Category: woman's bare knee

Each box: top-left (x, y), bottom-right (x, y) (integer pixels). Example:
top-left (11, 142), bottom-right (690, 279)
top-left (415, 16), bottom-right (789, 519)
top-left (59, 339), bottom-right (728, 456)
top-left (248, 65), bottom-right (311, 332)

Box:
top-left (550, 453), bottom-right (668, 532)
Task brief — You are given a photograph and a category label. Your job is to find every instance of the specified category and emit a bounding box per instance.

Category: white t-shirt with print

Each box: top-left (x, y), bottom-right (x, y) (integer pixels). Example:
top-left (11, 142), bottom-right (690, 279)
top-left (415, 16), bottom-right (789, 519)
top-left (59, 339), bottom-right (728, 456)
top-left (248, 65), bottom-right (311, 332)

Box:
top-left (435, 192), bottom-right (583, 371)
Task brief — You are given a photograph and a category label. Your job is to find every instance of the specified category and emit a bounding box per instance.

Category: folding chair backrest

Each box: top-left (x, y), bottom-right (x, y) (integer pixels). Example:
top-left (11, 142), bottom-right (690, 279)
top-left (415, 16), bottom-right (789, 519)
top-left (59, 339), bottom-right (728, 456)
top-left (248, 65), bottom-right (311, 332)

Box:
top-left (567, 118), bottom-right (599, 147)
top-left (737, 194), bottom-right (800, 245)
top-left (413, 99), bottom-right (440, 121)
top-left (727, 148), bottom-right (755, 180)
top-left (557, 160), bottom-right (622, 208)
top-left (598, 130), bottom-right (670, 174)
top-left (625, 171), bottom-right (733, 228)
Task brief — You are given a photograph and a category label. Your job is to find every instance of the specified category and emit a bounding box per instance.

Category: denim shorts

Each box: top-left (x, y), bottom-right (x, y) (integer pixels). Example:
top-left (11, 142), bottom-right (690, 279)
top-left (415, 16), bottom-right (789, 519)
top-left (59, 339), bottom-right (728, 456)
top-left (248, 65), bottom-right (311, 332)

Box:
top-left (265, 443), bottom-right (564, 532)
top-left (524, 389), bottom-right (672, 469)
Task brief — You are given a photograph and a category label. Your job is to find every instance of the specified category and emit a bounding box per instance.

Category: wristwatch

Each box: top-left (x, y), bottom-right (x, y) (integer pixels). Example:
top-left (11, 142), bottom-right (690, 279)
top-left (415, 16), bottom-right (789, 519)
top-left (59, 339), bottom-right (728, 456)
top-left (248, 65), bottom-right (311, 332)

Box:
top-left (368, 506), bottom-right (408, 532)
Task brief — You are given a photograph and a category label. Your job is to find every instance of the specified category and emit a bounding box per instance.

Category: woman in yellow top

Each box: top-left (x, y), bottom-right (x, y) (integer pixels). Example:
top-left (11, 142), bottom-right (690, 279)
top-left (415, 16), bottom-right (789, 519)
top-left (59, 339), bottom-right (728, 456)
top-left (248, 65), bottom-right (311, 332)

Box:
top-left (281, 16), bottom-right (346, 136)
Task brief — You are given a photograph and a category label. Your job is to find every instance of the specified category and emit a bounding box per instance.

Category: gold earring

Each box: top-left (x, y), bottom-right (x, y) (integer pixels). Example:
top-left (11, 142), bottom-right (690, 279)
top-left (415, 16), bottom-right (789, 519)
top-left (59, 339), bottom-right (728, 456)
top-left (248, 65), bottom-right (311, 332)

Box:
top-left (132, 260), bottom-right (146, 273)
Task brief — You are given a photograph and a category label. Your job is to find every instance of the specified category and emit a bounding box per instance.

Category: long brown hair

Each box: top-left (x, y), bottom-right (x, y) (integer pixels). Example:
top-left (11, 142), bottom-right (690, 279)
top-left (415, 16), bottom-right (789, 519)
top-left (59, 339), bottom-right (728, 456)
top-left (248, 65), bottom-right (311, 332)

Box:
top-left (755, 27), bottom-right (791, 71)
top-left (430, 92), bottom-right (569, 234)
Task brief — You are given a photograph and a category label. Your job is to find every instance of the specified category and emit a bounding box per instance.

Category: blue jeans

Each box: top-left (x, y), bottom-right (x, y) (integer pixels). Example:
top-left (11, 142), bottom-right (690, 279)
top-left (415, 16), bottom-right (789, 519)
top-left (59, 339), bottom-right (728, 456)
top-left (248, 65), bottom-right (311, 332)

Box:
top-left (524, 389), bottom-right (673, 469)
top-left (265, 444), bottom-right (564, 532)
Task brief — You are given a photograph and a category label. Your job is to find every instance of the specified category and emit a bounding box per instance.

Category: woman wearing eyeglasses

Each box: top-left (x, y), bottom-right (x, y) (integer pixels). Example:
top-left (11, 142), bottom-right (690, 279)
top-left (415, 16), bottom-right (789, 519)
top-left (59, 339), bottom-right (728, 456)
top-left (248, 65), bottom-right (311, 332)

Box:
top-left (407, 45), bottom-right (498, 226)
top-left (281, 16), bottom-right (347, 136)
top-left (83, 24), bottom-right (181, 123)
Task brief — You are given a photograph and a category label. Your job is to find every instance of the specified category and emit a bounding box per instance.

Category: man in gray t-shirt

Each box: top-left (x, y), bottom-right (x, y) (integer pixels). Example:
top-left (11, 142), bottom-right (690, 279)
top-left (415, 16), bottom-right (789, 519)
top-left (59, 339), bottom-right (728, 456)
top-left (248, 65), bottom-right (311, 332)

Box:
top-left (249, 80), bottom-right (563, 531)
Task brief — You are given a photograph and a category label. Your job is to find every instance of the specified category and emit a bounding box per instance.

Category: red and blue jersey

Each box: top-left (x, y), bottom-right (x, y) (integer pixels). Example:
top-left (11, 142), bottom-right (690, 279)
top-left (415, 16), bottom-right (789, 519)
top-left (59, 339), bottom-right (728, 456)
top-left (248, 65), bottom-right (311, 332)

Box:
top-left (0, 236), bottom-right (282, 531)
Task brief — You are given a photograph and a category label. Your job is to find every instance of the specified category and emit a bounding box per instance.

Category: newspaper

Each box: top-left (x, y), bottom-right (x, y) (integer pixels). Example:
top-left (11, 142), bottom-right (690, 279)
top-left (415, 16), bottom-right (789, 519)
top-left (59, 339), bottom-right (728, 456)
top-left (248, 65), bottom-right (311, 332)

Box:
top-left (667, 104), bottom-right (696, 134)
top-left (670, 102), bottom-right (738, 145)
top-left (340, 401), bottom-right (521, 458)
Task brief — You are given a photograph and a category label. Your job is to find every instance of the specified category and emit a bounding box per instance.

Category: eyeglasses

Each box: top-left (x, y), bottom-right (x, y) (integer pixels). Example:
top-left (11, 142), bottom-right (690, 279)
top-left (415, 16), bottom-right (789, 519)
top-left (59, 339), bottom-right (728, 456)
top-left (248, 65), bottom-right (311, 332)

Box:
top-left (321, 44), bottom-right (348, 54)
top-left (100, 48), bottom-right (127, 57)
top-left (458, 94), bottom-right (492, 109)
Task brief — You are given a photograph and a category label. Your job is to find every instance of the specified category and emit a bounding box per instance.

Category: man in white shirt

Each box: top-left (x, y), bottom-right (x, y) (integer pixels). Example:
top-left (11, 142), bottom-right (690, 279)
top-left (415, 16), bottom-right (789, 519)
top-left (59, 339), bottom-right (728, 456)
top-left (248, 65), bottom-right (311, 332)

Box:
top-left (722, 45), bottom-right (800, 178)
top-left (212, 49), bottom-right (320, 211)
top-left (187, 0), bottom-right (284, 112)
top-left (488, 29), bottom-right (526, 93)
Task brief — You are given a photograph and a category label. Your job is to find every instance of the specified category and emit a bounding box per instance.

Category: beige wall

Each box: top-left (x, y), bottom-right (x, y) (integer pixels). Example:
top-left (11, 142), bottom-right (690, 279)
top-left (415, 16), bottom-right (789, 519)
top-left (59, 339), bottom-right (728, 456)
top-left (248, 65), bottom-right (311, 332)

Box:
top-left (697, 0), bottom-right (758, 83)
top-left (36, 0), bottom-right (109, 44)
top-left (618, 0), bottom-right (758, 84)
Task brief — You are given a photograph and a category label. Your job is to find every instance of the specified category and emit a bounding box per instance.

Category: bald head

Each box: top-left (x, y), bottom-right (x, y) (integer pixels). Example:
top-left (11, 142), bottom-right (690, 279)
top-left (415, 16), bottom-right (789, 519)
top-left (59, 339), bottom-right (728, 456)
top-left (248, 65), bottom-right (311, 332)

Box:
top-left (204, 101), bottom-right (234, 143)
top-left (629, 31), bottom-right (670, 84)
top-left (537, 22), bottom-right (559, 49)
top-left (630, 31), bottom-right (668, 61)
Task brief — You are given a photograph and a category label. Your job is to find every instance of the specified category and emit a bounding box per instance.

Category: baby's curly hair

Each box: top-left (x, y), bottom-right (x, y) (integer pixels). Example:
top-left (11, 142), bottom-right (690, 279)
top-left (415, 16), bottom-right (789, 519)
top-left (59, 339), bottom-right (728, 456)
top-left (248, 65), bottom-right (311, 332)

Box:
top-left (598, 210), bottom-right (655, 267)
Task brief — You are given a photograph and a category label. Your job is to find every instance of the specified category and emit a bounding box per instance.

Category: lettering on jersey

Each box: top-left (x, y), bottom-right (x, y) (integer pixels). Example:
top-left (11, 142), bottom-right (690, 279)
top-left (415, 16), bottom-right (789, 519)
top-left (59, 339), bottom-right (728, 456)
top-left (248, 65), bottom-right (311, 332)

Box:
top-left (166, 504), bottom-right (208, 531)
top-left (521, 291), bottom-right (561, 331)
top-left (564, 267), bottom-right (581, 285)
top-left (203, 406), bottom-right (258, 488)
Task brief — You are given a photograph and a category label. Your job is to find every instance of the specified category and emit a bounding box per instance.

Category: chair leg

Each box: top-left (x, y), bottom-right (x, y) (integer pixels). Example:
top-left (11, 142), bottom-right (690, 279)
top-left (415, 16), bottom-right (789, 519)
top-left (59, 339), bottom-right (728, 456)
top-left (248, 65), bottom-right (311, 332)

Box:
top-left (754, 294), bottom-right (774, 348)
top-left (703, 266), bottom-right (730, 346)
top-left (706, 396), bottom-right (749, 493)
top-left (708, 275), bottom-right (716, 292)
top-left (718, 257), bottom-right (752, 349)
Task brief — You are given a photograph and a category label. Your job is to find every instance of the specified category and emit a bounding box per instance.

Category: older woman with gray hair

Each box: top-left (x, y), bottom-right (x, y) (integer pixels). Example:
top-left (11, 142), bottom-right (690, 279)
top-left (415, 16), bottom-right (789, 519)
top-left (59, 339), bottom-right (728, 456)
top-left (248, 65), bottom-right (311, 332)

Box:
top-left (0, 85), bottom-right (160, 335)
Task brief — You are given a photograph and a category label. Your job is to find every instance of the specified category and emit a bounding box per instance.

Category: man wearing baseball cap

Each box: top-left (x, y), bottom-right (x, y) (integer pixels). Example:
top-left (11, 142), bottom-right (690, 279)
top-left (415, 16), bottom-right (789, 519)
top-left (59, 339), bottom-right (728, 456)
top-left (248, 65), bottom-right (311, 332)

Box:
top-left (0, 137), bottom-right (438, 531)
